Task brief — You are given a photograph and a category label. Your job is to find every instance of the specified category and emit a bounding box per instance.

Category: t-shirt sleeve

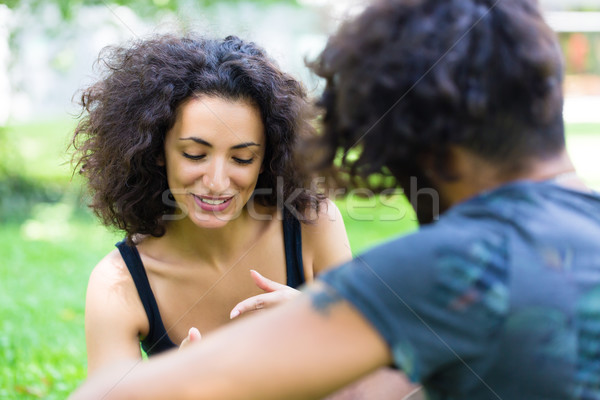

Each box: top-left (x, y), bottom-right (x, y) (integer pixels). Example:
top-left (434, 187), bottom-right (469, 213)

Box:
top-left (318, 225), bottom-right (509, 383)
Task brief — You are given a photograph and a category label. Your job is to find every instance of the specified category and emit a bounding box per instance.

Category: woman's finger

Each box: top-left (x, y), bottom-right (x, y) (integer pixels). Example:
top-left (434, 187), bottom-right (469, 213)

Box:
top-left (179, 327), bottom-right (201, 350)
top-left (250, 270), bottom-right (288, 292)
top-left (230, 290), bottom-right (297, 319)
top-left (188, 327), bottom-right (201, 342)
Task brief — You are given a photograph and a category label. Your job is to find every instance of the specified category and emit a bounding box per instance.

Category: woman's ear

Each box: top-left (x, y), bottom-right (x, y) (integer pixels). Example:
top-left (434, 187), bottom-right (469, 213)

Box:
top-left (157, 153), bottom-right (165, 167)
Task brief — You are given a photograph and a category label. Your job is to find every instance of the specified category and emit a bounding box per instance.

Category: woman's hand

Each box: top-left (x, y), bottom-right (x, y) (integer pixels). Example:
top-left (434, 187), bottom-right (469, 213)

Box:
top-left (230, 270), bottom-right (300, 319)
top-left (179, 327), bottom-right (201, 351)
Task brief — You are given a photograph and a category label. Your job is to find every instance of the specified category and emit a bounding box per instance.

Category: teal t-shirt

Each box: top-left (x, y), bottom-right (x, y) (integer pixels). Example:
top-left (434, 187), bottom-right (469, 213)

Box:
top-left (320, 181), bottom-right (600, 399)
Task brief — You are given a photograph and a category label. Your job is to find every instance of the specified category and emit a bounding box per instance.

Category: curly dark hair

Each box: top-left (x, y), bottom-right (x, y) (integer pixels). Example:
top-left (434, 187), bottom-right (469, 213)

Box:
top-left (72, 34), bottom-right (322, 240)
top-left (309, 0), bottom-right (565, 223)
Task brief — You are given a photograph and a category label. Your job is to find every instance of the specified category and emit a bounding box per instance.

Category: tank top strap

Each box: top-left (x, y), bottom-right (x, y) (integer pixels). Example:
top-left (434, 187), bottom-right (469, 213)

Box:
top-left (282, 208), bottom-right (305, 288)
top-left (115, 239), bottom-right (177, 355)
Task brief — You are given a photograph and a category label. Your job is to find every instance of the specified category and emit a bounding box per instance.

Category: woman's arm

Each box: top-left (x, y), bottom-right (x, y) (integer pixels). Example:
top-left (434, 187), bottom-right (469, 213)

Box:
top-left (302, 199), bottom-right (352, 277)
top-left (70, 282), bottom-right (393, 400)
top-left (85, 250), bottom-right (146, 374)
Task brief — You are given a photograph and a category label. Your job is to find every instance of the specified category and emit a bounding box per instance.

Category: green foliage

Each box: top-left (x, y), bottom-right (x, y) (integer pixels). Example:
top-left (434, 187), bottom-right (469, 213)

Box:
top-left (3, 119), bottom-right (75, 185)
top-left (0, 127), bottom-right (48, 222)
top-left (0, 120), bottom-right (75, 222)
top-left (3, 0), bottom-right (301, 20)
top-left (0, 176), bottom-right (63, 223)
top-left (0, 126), bottom-right (16, 177)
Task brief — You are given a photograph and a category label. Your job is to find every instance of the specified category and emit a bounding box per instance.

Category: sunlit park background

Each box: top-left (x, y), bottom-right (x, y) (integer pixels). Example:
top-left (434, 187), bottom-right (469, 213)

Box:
top-left (1, 0), bottom-right (599, 397)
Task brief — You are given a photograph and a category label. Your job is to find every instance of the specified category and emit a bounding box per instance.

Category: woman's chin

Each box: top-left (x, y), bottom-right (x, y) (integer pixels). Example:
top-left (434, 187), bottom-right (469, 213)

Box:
top-left (188, 210), bottom-right (240, 229)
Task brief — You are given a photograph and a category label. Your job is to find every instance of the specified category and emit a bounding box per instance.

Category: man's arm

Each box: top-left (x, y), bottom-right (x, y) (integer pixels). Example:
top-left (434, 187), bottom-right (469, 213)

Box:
top-left (70, 282), bottom-right (393, 400)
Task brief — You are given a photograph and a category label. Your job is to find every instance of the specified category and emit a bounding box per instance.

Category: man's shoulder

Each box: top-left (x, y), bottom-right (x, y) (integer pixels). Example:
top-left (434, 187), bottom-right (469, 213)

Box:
top-left (358, 218), bottom-right (499, 274)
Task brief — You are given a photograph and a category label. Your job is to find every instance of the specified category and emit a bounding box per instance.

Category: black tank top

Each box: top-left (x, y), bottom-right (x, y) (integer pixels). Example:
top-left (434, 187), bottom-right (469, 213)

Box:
top-left (116, 209), bottom-right (304, 356)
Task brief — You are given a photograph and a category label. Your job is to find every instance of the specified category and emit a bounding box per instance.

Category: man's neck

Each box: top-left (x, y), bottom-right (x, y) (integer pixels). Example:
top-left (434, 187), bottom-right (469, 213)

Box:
top-left (436, 147), bottom-right (586, 209)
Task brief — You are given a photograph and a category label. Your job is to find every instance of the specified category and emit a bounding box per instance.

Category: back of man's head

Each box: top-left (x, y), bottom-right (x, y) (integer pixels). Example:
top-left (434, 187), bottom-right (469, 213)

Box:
top-left (312, 0), bottom-right (565, 182)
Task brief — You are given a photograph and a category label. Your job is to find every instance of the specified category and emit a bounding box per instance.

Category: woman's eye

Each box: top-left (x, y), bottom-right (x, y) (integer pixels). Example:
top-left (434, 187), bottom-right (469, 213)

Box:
top-left (183, 153), bottom-right (205, 160)
top-left (233, 157), bottom-right (254, 165)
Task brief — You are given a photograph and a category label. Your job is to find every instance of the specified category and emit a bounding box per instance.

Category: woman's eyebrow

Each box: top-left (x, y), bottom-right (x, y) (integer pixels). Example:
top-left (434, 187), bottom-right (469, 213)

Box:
top-left (180, 137), bottom-right (212, 146)
top-left (179, 137), bottom-right (260, 150)
top-left (231, 142), bottom-right (261, 150)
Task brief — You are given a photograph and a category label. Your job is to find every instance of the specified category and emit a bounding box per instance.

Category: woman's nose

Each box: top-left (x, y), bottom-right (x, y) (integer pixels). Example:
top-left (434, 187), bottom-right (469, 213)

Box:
top-left (202, 158), bottom-right (230, 192)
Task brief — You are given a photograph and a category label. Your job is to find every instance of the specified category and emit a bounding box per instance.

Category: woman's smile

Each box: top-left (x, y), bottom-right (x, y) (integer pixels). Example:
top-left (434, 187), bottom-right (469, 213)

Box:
top-left (192, 194), bottom-right (234, 212)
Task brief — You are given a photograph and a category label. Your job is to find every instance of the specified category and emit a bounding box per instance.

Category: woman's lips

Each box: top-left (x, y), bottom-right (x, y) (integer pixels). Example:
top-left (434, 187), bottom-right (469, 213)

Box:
top-left (192, 194), bottom-right (233, 212)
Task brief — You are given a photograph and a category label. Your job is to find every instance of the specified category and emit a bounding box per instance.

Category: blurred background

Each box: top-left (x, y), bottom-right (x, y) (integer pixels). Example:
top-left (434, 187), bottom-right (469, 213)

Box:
top-left (1, 0), bottom-right (599, 398)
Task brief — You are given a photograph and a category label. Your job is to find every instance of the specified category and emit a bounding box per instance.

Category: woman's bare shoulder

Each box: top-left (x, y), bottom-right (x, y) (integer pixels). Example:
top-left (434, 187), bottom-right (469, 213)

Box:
top-left (301, 199), bottom-right (347, 237)
top-left (86, 247), bottom-right (146, 322)
top-left (89, 248), bottom-right (132, 287)
top-left (301, 199), bottom-right (352, 277)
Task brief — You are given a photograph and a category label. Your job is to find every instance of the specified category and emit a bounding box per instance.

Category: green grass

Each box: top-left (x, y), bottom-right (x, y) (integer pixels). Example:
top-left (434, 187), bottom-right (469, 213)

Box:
top-left (337, 191), bottom-right (418, 253)
top-left (0, 215), bottom-right (119, 399)
top-left (566, 123), bottom-right (600, 190)
top-left (566, 123), bottom-right (600, 136)
top-left (0, 119), bottom-right (598, 398)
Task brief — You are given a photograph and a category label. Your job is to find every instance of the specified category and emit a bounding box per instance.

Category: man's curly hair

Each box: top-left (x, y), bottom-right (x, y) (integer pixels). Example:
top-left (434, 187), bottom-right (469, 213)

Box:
top-left (310, 0), bottom-right (565, 223)
top-left (72, 34), bottom-right (321, 240)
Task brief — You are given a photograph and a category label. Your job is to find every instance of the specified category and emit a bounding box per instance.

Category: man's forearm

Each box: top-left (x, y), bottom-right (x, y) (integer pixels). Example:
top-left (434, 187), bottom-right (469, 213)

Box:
top-left (70, 283), bottom-right (392, 400)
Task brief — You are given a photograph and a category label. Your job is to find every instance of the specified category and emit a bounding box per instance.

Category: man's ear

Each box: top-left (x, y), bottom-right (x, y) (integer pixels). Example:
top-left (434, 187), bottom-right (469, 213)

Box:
top-left (157, 153), bottom-right (165, 166)
top-left (421, 148), bottom-right (460, 183)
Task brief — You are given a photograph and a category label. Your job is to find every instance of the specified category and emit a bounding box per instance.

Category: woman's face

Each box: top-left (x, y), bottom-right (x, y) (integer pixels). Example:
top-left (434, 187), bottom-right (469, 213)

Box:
top-left (163, 96), bottom-right (266, 229)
